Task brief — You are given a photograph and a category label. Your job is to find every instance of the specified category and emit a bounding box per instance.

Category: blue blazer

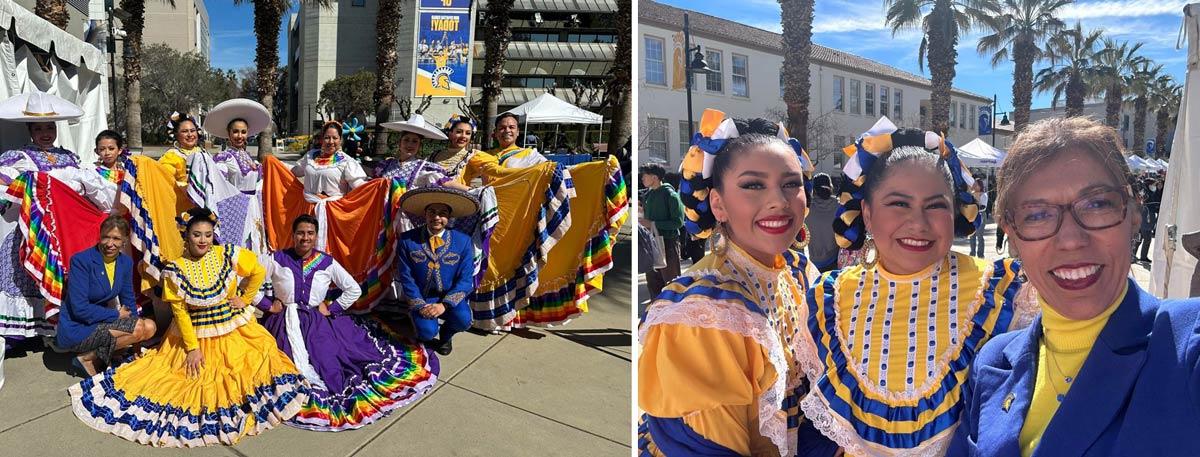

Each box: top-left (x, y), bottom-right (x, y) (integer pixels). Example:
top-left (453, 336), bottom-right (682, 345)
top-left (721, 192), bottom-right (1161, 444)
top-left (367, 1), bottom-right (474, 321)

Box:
top-left (56, 247), bottom-right (136, 349)
top-left (950, 279), bottom-right (1200, 456)
top-left (394, 227), bottom-right (474, 310)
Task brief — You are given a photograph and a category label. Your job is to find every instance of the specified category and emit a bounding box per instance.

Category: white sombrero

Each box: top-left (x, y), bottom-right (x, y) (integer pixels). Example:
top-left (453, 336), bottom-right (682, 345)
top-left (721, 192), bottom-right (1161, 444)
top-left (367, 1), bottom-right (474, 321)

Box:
top-left (203, 98), bottom-right (272, 139)
top-left (0, 91), bottom-right (83, 123)
top-left (380, 113), bottom-right (448, 140)
top-left (399, 187), bottom-right (479, 218)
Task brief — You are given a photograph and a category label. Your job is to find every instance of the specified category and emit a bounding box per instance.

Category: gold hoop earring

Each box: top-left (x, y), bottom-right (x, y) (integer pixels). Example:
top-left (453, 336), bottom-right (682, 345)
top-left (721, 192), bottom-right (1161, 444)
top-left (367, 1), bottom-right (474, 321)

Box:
top-left (713, 221), bottom-right (729, 256)
top-left (860, 237), bottom-right (878, 270)
top-left (792, 223), bottom-right (811, 251)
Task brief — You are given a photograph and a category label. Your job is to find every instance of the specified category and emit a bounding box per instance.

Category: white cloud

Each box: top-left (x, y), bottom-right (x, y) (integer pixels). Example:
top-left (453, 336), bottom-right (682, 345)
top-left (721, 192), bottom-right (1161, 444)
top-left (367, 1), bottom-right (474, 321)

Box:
top-left (1060, 0), bottom-right (1188, 20)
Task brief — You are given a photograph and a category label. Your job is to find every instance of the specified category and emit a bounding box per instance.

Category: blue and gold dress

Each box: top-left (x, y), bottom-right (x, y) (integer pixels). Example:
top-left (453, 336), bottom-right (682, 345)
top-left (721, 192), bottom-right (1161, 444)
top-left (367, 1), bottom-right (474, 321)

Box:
top-left (639, 241), bottom-right (814, 456)
top-left (797, 252), bottom-right (1035, 456)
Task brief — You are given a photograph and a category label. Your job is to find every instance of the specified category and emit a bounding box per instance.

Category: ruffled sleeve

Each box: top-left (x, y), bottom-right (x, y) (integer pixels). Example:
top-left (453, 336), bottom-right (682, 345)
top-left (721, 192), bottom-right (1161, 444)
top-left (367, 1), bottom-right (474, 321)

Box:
top-left (158, 149), bottom-right (188, 186)
top-left (458, 151), bottom-right (500, 186)
top-left (0, 150), bottom-right (35, 183)
top-left (342, 157), bottom-right (368, 189)
top-left (233, 247), bottom-right (266, 305)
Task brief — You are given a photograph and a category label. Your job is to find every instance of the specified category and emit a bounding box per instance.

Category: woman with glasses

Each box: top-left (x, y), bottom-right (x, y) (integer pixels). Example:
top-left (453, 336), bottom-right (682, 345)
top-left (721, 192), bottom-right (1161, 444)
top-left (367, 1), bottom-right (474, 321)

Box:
top-left (950, 117), bottom-right (1200, 456)
top-left (159, 112), bottom-right (206, 188)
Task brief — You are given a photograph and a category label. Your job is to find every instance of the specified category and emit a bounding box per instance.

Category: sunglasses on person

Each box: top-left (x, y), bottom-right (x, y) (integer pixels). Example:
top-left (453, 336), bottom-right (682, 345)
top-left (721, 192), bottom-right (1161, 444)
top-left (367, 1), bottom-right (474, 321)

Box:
top-left (1004, 187), bottom-right (1130, 242)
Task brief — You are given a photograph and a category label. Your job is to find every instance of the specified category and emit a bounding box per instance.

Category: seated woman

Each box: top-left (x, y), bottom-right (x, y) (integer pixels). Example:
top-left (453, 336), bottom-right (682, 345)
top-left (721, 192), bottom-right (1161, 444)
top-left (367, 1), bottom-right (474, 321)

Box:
top-left (69, 207), bottom-right (308, 447)
top-left (260, 214), bottom-right (438, 431)
top-left (639, 111), bottom-right (815, 456)
top-left (57, 216), bottom-right (157, 376)
top-left (950, 117), bottom-right (1200, 456)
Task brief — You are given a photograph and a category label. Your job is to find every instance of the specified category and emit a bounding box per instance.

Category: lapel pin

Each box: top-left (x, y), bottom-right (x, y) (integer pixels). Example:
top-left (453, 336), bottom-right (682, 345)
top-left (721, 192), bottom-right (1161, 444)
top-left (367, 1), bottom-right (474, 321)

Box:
top-left (1002, 393), bottom-right (1015, 412)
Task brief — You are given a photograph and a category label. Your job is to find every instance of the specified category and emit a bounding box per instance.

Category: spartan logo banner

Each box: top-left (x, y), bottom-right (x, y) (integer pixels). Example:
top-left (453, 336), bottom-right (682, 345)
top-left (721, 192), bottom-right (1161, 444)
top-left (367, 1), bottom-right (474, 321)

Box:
top-left (415, 11), bottom-right (473, 97)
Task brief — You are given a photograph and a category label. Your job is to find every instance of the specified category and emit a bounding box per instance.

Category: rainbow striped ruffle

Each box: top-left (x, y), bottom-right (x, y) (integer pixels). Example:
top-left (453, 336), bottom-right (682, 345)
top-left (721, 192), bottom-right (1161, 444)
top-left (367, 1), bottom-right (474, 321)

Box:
top-left (349, 177), bottom-right (407, 312)
top-left (289, 317), bottom-right (438, 432)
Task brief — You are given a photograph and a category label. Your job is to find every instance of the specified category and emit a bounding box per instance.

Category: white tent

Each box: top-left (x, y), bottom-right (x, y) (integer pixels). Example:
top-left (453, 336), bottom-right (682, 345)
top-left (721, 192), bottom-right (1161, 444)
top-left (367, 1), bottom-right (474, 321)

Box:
top-left (0, 0), bottom-right (109, 164)
top-left (957, 138), bottom-right (1007, 168)
top-left (503, 92), bottom-right (604, 149)
top-left (1152, 3), bottom-right (1200, 297)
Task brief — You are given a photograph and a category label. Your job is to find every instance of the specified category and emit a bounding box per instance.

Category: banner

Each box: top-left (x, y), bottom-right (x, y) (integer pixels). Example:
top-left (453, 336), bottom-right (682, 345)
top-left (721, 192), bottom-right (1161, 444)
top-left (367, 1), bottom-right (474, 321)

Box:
top-left (420, 0), bottom-right (471, 8)
top-left (414, 11), bottom-right (473, 97)
top-left (978, 105), bottom-right (992, 135)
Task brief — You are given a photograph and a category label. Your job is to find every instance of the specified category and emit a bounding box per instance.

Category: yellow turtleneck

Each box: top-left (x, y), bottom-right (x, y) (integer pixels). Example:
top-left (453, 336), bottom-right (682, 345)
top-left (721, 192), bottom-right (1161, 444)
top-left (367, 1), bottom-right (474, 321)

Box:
top-left (1019, 281), bottom-right (1127, 456)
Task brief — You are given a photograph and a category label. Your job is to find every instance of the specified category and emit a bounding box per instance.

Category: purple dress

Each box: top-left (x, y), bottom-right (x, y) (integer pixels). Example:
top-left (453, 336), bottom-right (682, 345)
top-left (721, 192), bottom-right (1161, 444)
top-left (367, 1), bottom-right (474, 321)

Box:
top-left (261, 249), bottom-right (439, 431)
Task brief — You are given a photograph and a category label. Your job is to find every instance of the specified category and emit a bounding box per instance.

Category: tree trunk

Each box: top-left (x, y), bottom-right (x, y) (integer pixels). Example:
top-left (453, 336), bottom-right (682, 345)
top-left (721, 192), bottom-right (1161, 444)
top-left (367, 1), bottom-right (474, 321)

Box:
top-left (35, 0), bottom-right (70, 30)
top-left (780, 0), bottom-right (813, 145)
top-left (1011, 38), bottom-right (1034, 133)
top-left (372, 0), bottom-right (404, 158)
top-left (1065, 73), bottom-right (1085, 117)
top-left (606, 0), bottom-right (632, 153)
top-left (120, 0), bottom-right (146, 150)
top-left (1103, 83), bottom-right (1122, 128)
top-left (1132, 96), bottom-right (1148, 153)
top-left (926, 0), bottom-right (956, 135)
top-left (1155, 108), bottom-right (1169, 157)
top-left (252, 1), bottom-right (285, 159)
top-left (480, 0), bottom-right (514, 148)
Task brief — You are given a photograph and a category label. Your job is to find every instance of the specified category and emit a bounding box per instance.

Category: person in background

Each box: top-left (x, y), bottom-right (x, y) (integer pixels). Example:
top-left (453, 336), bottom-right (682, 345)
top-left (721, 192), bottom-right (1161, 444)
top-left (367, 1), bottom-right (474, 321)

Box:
top-left (639, 163), bottom-right (684, 298)
top-left (805, 172), bottom-right (840, 272)
top-left (969, 179), bottom-right (990, 257)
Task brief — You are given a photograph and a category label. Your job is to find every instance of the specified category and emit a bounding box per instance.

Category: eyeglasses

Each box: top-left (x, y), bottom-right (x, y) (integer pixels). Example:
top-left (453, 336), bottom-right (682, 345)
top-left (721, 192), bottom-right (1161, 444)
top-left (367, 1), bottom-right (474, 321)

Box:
top-left (1005, 188), bottom-right (1129, 241)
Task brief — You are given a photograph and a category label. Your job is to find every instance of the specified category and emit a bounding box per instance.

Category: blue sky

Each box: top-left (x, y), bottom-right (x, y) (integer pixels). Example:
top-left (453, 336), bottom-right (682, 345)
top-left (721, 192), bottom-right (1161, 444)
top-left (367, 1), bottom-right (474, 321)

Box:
top-left (658, 0), bottom-right (1190, 112)
top-left (206, 2), bottom-right (296, 73)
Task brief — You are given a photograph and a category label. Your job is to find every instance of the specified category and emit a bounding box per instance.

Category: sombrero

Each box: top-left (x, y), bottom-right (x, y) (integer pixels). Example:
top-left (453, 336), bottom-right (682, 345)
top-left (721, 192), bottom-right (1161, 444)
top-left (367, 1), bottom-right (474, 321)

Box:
top-left (203, 98), bottom-right (272, 139)
top-left (380, 113), bottom-right (448, 140)
top-left (399, 187), bottom-right (479, 218)
top-left (0, 91), bottom-right (83, 123)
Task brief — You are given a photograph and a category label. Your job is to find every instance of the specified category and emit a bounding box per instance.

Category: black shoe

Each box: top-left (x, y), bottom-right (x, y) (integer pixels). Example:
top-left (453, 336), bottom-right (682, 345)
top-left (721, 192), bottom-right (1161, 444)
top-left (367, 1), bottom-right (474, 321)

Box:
top-left (435, 338), bottom-right (453, 356)
top-left (1138, 257), bottom-right (1152, 263)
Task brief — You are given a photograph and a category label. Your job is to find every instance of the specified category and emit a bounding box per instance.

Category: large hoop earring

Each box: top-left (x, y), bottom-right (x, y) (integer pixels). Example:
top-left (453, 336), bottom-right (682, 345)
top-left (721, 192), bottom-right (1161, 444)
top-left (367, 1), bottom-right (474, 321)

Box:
top-left (713, 221), bottom-right (729, 257)
top-left (792, 223), bottom-right (811, 251)
top-left (860, 237), bottom-right (878, 270)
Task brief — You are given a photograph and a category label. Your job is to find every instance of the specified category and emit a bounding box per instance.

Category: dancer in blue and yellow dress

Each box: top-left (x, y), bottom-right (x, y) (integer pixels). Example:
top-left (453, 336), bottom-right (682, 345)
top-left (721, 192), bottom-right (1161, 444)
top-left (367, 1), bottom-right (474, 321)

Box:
top-left (69, 207), bottom-right (308, 447)
top-left (639, 110), bottom-right (816, 456)
top-left (794, 122), bottom-right (1037, 455)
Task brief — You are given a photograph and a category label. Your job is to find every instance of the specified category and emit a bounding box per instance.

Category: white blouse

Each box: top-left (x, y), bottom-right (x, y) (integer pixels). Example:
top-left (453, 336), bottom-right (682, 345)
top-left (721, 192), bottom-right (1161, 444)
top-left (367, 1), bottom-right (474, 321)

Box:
top-left (290, 150), bottom-right (368, 197)
top-left (266, 255), bottom-right (362, 310)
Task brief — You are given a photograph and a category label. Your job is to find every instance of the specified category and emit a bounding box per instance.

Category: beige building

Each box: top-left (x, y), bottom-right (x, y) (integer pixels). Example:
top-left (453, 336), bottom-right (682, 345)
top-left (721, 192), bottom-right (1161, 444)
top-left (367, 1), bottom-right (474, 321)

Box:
top-left (639, 0), bottom-right (992, 175)
top-left (1027, 102), bottom-right (1166, 157)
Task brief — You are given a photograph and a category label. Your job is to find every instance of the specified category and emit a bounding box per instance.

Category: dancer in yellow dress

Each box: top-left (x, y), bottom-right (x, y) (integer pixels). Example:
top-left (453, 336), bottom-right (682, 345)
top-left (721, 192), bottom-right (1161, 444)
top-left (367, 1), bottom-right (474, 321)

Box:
top-left (69, 207), bottom-right (309, 447)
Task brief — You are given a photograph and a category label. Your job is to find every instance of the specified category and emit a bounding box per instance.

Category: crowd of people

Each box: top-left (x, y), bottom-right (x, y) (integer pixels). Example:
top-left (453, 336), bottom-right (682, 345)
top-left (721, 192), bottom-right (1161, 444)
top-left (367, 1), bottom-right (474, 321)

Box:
top-left (0, 89), bottom-right (628, 446)
top-left (637, 109), bottom-right (1200, 456)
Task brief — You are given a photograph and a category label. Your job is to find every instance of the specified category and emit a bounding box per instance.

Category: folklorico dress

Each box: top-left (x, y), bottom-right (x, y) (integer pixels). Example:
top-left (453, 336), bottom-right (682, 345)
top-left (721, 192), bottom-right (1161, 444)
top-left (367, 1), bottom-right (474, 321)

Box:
top-left (261, 248), bottom-right (438, 431)
top-left (639, 241), bottom-right (813, 457)
top-left (796, 251), bottom-right (1036, 456)
top-left (158, 145), bottom-right (205, 187)
top-left (68, 245), bottom-right (309, 447)
top-left (292, 149), bottom-right (368, 198)
top-left (96, 163), bottom-right (124, 185)
top-left (0, 146), bottom-right (116, 338)
top-left (430, 146), bottom-right (473, 180)
top-left (212, 146), bottom-right (261, 194)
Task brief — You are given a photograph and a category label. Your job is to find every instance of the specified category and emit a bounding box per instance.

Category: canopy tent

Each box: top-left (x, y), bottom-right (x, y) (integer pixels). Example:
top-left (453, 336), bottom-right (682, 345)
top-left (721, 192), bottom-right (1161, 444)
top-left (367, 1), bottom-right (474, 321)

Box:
top-left (1127, 155), bottom-right (1152, 172)
top-left (503, 92), bottom-right (604, 150)
top-left (1152, 3), bottom-right (1200, 298)
top-left (957, 138), bottom-right (1007, 168)
top-left (0, 0), bottom-right (109, 164)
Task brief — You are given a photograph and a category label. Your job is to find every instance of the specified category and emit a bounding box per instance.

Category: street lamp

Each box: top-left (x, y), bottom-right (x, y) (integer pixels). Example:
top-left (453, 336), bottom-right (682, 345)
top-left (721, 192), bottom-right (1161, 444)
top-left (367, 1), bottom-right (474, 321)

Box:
top-left (683, 13), bottom-right (711, 140)
top-left (988, 94), bottom-right (1011, 147)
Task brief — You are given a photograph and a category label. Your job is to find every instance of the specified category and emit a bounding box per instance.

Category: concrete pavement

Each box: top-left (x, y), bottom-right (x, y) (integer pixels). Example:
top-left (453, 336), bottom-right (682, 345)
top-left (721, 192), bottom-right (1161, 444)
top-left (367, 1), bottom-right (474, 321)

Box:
top-left (0, 238), bottom-right (634, 456)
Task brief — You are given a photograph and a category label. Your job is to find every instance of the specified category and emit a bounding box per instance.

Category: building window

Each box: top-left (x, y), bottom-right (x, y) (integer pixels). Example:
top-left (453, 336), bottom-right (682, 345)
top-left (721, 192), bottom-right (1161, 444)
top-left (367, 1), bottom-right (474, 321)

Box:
top-left (1123, 114), bottom-right (1130, 130)
top-left (732, 54), bottom-right (749, 97)
top-left (880, 85), bottom-right (889, 118)
top-left (833, 76), bottom-right (845, 112)
top-left (352, 0), bottom-right (364, 6)
top-left (646, 117), bottom-right (669, 163)
top-left (644, 37), bottom-right (666, 86)
top-left (968, 104), bottom-right (975, 130)
top-left (865, 82), bottom-right (875, 116)
top-left (849, 79), bottom-right (861, 115)
top-left (950, 102), bottom-right (957, 129)
top-left (894, 89), bottom-right (903, 120)
top-left (961, 102), bottom-right (968, 129)
top-left (679, 120), bottom-right (696, 159)
top-left (705, 49), bottom-right (723, 93)
top-left (833, 136), bottom-right (846, 165)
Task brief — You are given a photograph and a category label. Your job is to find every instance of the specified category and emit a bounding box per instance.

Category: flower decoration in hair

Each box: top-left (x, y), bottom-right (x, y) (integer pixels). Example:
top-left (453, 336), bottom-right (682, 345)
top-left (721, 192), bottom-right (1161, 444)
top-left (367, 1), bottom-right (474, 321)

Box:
top-left (832, 117), bottom-right (980, 250)
top-left (342, 118), bottom-right (364, 142)
top-left (176, 210), bottom-right (219, 233)
top-left (678, 108), bottom-right (812, 239)
top-left (166, 111), bottom-right (203, 142)
top-left (444, 113), bottom-right (477, 132)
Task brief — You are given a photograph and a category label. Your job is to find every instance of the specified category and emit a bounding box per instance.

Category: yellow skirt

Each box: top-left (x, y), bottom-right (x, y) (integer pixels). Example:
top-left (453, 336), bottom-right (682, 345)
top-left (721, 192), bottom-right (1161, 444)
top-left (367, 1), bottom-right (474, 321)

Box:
top-left (68, 321), bottom-right (309, 447)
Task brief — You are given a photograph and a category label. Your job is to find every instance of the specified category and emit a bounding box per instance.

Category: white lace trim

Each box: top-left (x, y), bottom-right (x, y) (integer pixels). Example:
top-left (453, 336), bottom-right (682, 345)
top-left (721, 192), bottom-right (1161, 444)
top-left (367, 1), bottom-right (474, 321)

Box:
top-left (799, 390), bottom-right (958, 457)
top-left (1012, 279), bottom-right (1041, 330)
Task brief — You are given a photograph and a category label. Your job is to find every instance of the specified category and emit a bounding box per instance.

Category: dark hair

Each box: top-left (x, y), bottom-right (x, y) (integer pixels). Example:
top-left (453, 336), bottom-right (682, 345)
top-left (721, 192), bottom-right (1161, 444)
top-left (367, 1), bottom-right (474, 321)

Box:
top-left (95, 130), bottom-right (125, 148)
top-left (447, 118), bottom-right (475, 133)
top-left (292, 214), bottom-right (319, 232)
top-left (226, 118), bottom-right (249, 132)
top-left (709, 118), bottom-right (787, 191)
top-left (813, 173), bottom-right (833, 200)
top-left (320, 122), bottom-right (342, 139)
top-left (182, 207), bottom-right (217, 233)
top-left (99, 214), bottom-right (130, 238)
top-left (494, 113), bottom-right (520, 128)
top-left (174, 117), bottom-right (198, 136)
top-left (639, 163), bottom-right (667, 180)
top-left (862, 145), bottom-right (955, 204)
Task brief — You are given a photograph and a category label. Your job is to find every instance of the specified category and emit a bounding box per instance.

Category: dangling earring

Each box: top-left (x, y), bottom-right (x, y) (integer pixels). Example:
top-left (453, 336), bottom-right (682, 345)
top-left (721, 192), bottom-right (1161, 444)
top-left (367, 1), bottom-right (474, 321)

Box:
top-left (860, 236), bottom-right (879, 270)
top-left (792, 224), bottom-right (811, 251)
top-left (713, 221), bottom-right (729, 257)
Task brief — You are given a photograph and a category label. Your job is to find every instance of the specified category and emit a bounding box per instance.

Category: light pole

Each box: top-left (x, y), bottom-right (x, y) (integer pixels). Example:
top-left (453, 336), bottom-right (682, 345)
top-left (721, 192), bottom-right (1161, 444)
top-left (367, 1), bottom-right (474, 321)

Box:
top-left (989, 94), bottom-right (1011, 147)
top-left (683, 13), bottom-right (711, 140)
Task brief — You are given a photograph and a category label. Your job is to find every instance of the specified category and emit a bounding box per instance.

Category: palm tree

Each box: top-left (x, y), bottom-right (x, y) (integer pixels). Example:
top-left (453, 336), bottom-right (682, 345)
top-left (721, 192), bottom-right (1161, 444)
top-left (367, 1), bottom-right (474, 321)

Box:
top-left (1150, 76), bottom-right (1181, 158)
top-left (119, 0), bottom-right (154, 149)
top-left (240, 0), bottom-right (297, 158)
top-left (34, 0), bottom-right (70, 29)
top-left (1090, 38), bottom-right (1145, 128)
top-left (780, 0), bottom-right (814, 144)
top-left (1127, 61), bottom-right (1163, 153)
top-left (370, 0), bottom-right (404, 157)
top-left (607, 0), bottom-right (633, 151)
top-left (975, 0), bottom-right (1068, 133)
top-left (1033, 22), bottom-right (1103, 117)
top-left (885, 0), bottom-right (995, 134)
top-left (480, 0), bottom-right (515, 146)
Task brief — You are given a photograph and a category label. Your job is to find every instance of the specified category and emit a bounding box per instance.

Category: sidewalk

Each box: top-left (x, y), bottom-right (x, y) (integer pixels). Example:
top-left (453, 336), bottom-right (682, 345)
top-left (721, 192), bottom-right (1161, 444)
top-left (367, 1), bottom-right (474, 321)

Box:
top-left (0, 239), bottom-right (633, 456)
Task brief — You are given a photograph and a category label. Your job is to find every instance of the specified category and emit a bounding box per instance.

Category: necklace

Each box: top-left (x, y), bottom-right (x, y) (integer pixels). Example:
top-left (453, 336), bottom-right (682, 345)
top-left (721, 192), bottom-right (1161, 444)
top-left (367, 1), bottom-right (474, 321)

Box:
top-left (1041, 332), bottom-right (1076, 403)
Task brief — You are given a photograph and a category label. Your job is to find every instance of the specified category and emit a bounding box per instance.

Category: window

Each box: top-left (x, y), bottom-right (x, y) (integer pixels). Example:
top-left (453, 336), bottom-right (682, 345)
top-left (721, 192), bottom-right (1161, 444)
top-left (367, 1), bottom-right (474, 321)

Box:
top-left (351, 0), bottom-right (364, 6)
top-left (865, 82), bottom-right (875, 116)
top-left (960, 102), bottom-right (968, 129)
top-left (968, 104), bottom-right (975, 130)
top-left (880, 85), bottom-right (889, 118)
top-left (705, 49), bottom-right (723, 93)
top-left (950, 103), bottom-right (957, 129)
top-left (833, 136), bottom-right (847, 165)
top-left (679, 120), bottom-right (696, 158)
top-left (646, 117), bottom-right (669, 163)
top-left (644, 37), bottom-right (666, 86)
top-left (833, 76), bottom-right (845, 112)
top-left (1123, 114), bottom-right (1130, 130)
top-left (849, 79), bottom-right (861, 115)
top-left (894, 89), bottom-right (903, 120)
top-left (732, 54), bottom-right (749, 97)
